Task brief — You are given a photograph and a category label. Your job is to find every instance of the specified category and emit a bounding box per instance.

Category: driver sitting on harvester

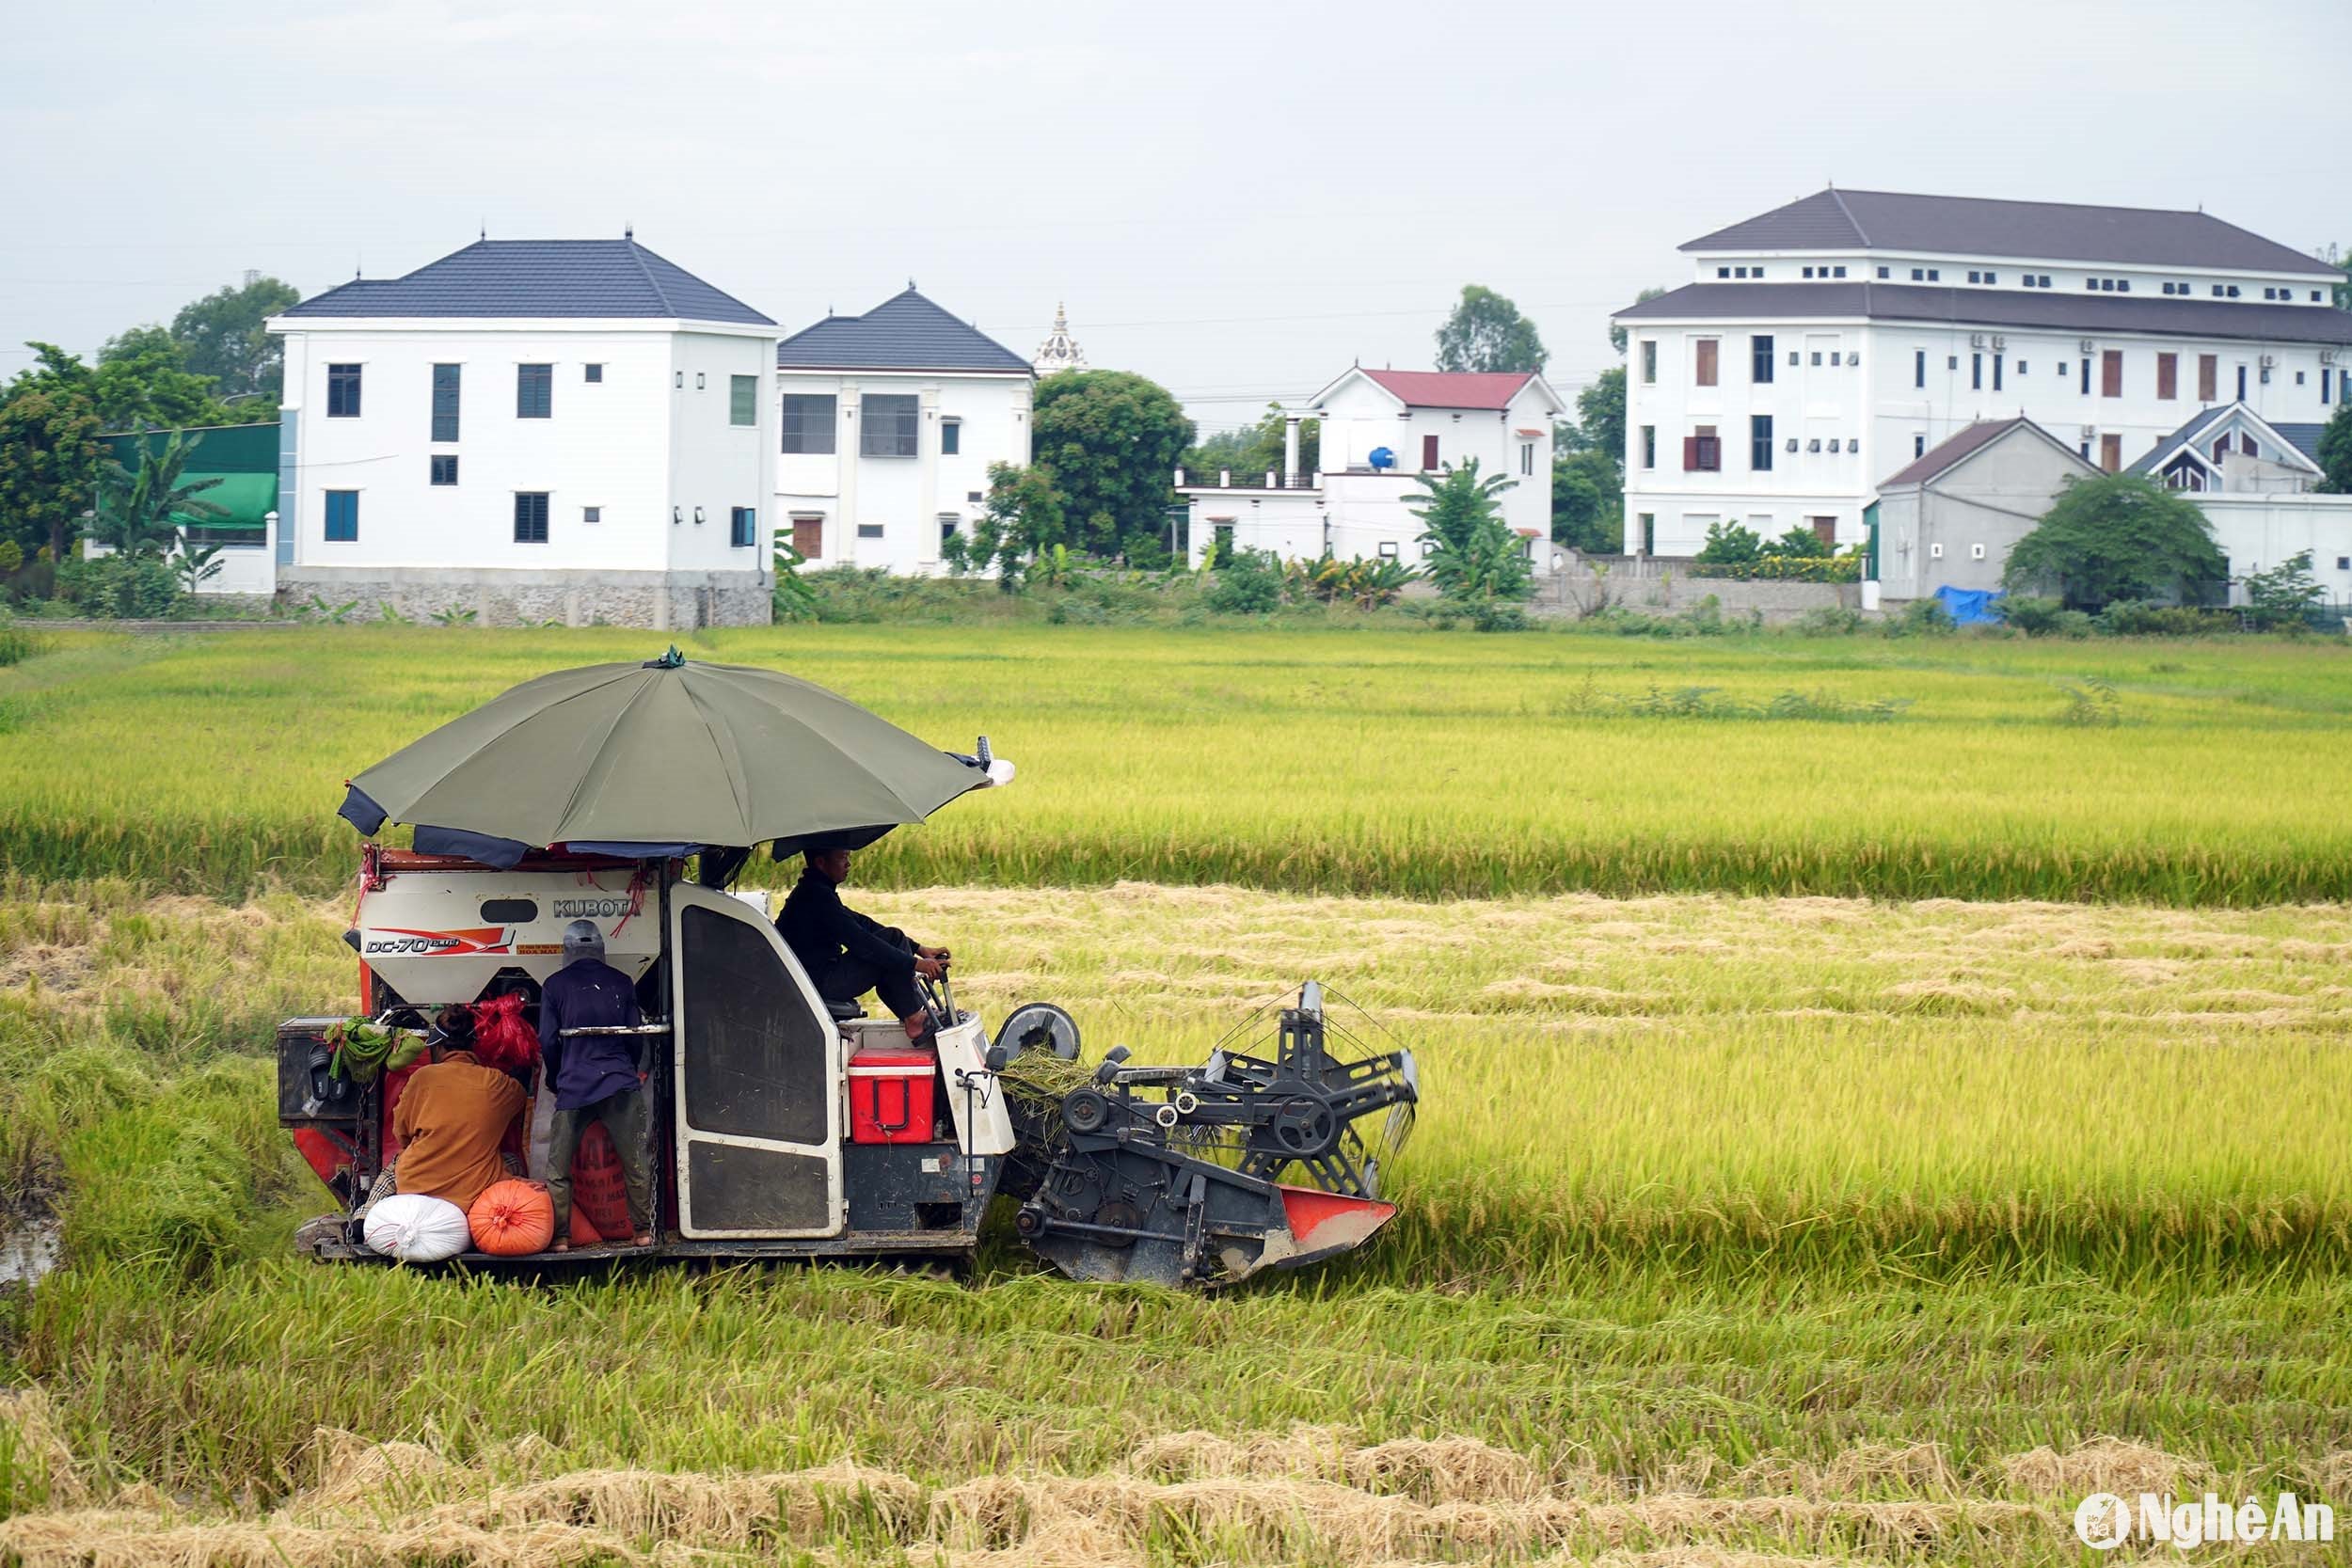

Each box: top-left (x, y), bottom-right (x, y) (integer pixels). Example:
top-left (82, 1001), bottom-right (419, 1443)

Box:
top-left (777, 841), bottom-right (948, 1043)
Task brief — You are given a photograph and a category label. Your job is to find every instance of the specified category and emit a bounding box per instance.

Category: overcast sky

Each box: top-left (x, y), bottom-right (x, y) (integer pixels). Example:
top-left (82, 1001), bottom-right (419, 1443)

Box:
top-left (4, 0), bottom-right (2346, 432)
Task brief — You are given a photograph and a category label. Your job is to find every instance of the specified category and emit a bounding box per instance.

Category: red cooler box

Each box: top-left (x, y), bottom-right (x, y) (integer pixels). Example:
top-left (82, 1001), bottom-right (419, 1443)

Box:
top-left (848, 1047), bottom-right (936, 1144)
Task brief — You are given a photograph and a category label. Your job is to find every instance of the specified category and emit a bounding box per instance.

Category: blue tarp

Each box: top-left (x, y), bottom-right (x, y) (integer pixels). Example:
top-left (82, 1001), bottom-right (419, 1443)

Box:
top-left (1935, 585), bottom-right (2006, 626)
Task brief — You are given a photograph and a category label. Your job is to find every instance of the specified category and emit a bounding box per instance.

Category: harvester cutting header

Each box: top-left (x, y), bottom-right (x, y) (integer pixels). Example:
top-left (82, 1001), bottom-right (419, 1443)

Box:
top-left (280, 649), bottom-right (1417, 1287)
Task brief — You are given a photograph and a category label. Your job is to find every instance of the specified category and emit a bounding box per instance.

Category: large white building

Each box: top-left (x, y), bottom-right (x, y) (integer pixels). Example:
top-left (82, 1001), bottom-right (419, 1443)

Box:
top-left (1177, 367), bottom-right (1565, 571)
top-left (772, 289), bottom-right (1035, 575)
top-left (269, 237), bottom-right (779, 626)
top-left (1613, 188), bottom-right (2352, 559)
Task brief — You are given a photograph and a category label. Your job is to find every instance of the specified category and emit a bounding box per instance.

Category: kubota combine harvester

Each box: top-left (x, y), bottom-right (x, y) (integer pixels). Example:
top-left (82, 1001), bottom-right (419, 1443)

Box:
top-left (280, 652), bottom-right (1416, 1287)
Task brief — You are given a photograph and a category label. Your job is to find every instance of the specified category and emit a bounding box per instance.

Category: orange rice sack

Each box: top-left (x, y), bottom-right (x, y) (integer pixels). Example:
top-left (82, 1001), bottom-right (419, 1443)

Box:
top-left (570, 1121), bottom-right (633, 1243)
top-left (567, 1204), bottom-right (604, 1247)
top-left (468, 1179), bottom-right (555, 1257)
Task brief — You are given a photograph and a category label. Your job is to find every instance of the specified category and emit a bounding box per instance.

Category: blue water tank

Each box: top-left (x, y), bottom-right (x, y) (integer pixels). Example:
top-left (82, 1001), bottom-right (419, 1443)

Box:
top-left (1368, 446), bottom-right (1395, 470)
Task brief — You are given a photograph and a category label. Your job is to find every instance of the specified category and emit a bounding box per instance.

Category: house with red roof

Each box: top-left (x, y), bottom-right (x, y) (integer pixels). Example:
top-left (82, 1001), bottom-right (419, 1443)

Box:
top-left (1176, 365), bottom-right (1565, 573)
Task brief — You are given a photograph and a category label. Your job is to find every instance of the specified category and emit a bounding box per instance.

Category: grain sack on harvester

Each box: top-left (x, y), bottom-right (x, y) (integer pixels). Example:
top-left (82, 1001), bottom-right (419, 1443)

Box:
top-left (278, 650), bottom-right (1417, 1287)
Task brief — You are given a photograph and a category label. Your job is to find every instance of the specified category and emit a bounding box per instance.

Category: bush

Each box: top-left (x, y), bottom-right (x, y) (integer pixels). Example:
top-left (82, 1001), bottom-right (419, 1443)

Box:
top-left (1695, 520), bottom-right (1764, 566)
top-left (0, 626), bottom-right (46, 666)
top-left (1999, 595), bottom-right (2070, 635)
top-left (1687, 554), bottom-right (1863, 583)
top-left (1470, 601), bottom-right (1528, 633)
top-left (2095, 600), bottom-right (2234, 637)
top-left (1792, 606), bottom-right (1866, 637)
top-left (54, 553), bottom-right (182, 618)
top-left (1885, 597), bottom-right (1955, 638)
top-left (1202, 548), bottom-right (1284, 614)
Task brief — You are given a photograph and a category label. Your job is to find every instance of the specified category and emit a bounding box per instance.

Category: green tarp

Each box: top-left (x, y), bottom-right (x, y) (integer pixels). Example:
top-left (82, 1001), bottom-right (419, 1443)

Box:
top-left (173, 472), bottom-right (276, 531)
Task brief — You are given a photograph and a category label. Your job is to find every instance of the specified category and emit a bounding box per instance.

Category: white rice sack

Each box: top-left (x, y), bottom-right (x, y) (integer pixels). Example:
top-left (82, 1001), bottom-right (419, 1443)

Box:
top-left (361, 1193), bottom-right (472, 1262)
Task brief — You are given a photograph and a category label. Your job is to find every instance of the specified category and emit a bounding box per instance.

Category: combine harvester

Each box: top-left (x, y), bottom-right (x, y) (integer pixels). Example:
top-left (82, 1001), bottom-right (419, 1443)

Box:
top-left (280, 652), bottom-right (1416, 1287)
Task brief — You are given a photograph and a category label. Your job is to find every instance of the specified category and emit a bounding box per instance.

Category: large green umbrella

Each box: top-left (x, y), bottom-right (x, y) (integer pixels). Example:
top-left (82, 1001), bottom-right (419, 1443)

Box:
top-left (339, 650), bottom-right (999, 858)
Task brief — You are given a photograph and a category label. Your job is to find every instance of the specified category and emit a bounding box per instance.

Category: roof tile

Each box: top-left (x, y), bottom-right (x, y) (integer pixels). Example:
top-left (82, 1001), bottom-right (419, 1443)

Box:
top-left (776, 289), bottom-right (1030, 372)
top-left (280, 239), bottom-right (773, 325)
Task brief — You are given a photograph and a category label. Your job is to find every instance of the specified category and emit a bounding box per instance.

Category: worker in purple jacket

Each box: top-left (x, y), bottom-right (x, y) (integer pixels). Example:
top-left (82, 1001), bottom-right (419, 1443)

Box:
top-left (538, 920), bottom-right (653, 1249)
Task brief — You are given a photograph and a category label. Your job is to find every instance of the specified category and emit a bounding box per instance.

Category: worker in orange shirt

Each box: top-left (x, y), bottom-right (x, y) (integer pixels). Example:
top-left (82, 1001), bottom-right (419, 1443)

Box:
top-left (391, 1006), bottom-right (526, 1214)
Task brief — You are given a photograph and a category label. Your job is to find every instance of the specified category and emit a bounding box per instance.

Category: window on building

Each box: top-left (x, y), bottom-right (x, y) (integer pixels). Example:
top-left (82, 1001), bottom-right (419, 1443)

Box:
top-left (696, 372), bottom-right (706, 389)
top-left (2199, 354), bottom-right (2217, 401)
top-left (1752, 335), bottom-right (1774, 382)
top-left (1803, 266), bottom-right (1815, 278)
top-left (1985, 272), bottom-right (1997, 284)
top-left (1717, 266), bottom-right (1730, 278)
top-left (1877, 265), bottom-right (1889, 278)
top-left (1913, 434), bottom-right (1926, 457)
top-left (583, 506), bottom-right (600, 524)
top-left (2081, 357), bottom-right (2092, 395)
top-left (856, 522), bottom-right (884, 539)
top-left (323, 489), bottom-right (358, 541)
top-left (1947, 356), bottom-right (1959, 371)
top-left (1812, 351), bottom-right (1823, 367)
top-left (790, 515), bottom-right (823, 557)
top-left (429, 363), bottom-right (460, 441)
top-left (1421, 434), bottom-right (1440, 469)
top-left (1993, 355), bottom-right (2004, 392)
top-left (2163, 282), bottom-right (2176, 295)
top-left (1684, 425), bottom-right (1721, 472)
top-left (1971, 353), bottom-right (1982, 390)
top-left (1519, 441), bottom-right (1534, 476)
top-left (729, 375), bottom-right (757, 427)
top-left (1639, 425), bottom-right (1656, 469)
top-left (1832, 265), bottom-right (1847, 277)
top-left (2118, 279), bottom-right (2130, 293)
top-left (2156, 353), bottom-right (2178, 400)
top-left (1693, 338), bottom-right (1719, 387)
top-left (862, 393), bottom-right (919, 456)
top-left (780, 394), bottom-right (837, 453)
top-left (1911, 268), bottom-right (1924, 281)
top-left (516, 363), bottom-right (552, 419)
top-left (1788, 350), bottom-right (1799, 366)
top-left (584, 363), bottom-right (604, 383)
top-left (513, 492), bottom-right (549, 544)
top-left (2314, 291), bottom-right (2326, 303)
top-left (941, 419), bottom-right (961, 456)
top-left (326, 364), bottom-right (362, 418)
top-left (1639, 341), bottom-right (1657, 384)
top-left (2228, 285), bottom-right (2240, 297)
top-left (1377, 540), bottom-right (1400, 560)
top-left (1927, 269), bottom-right (1940, 281)
top-left (1750, 414), bottom-right (1773, 472)
top-left (967, 490), bottom-right (983, 503)
top-left (2212, 284), bottom-right (2225, 298)
top-left (2102, 350), bottom-right (2125, 397)
top-left (2018, 361), bottom-right (2028, 374)
top-left (429, 454), bottom-right (458, 486)
top-left (1968, 271), bottom-right (1981, 284)
top-left (2326, 369), bottom-right (2335, 404)
top-left (938, 514), bottom-right (961, 553)
top-left (2100, 434), bottom-right (2122, 471)
top-left (2057, 361), bottom-right (2069, 378)
top-left (2237, 364), bottom-right (2249, 400)
top-left (730, 506), bottom-right (756, 547)
top-left (1914, 349), bottom-right (1926, 388)
top-left (1830, 352), bottom-right (1842, 366)
top-left (2296, 370), bottom-right (2306, 386)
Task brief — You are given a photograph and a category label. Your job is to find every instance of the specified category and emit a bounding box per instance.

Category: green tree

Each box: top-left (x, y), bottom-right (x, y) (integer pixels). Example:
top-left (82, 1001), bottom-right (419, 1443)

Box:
top-left (972, 461), bottom-right (1069, 587)
top-left (93, 429), bottom-right (228, 557)
top-left (1028, 371), bottom-right (1194, 558)
top-left (1181, 426), bottom-right (1252, 481)
top-left (1608, 287), bottom-right (1668, 356)
top-left (2003, 472), bottom-right (2228, 610)
top-left (2315, 400), bottom-right (2352, 493)
top-left (1434, 285), bottom-right (1547, 373)
top-left (1231, 402), bottom-right (1320, 479)
top-left (1409, 458), bottom-right (1531, 602)
top-left (0, 345), bottom-right (103, 561)
top-left (1763, 524), bottom-right (1829, 559)
top-left (170, 276), bottom-right (300, 402)
top-left (94, 325), bottom-right (227, 431)
top-left (1571, 365), bottom-right (1626, 462)
top-left (2242, 549), bottom-right (2324, 630)
top-left (1695, 519), bottom-right (1764, 566)
top-left (1549, 448), bottom-right (1621, 553)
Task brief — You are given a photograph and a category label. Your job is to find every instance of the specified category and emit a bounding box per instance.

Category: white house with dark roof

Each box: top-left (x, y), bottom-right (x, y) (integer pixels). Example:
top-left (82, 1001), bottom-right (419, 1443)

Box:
top-left (772, 287), bottom-right (1033, 575)
top-left (1873, 406), bottom-right (2352, 607)
top-left (1613, 188), bottom-right (2352, 559)
top-left (269, 236), bottom-right (780, 626)
top-left (1176, 367), bottom-right (1564, 571)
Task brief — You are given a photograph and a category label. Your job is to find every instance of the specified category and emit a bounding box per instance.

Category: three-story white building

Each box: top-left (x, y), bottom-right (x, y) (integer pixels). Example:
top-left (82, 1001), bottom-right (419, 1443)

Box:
top-left (772, 289), bottom-right (1035, 575)
top-left (1613, 189), bottom-right (2352, 558)
top-left (270, 236), bottom-right (779, 626)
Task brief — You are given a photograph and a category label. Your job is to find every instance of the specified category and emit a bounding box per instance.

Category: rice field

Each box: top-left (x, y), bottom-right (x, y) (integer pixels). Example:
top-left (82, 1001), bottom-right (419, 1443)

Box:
top-left (2, 625), bottom-right (2348, 1563)
top-left (2, 880), bottom-right (2349, 1562)
top-left (2, 624), bottom-right (2350, 902)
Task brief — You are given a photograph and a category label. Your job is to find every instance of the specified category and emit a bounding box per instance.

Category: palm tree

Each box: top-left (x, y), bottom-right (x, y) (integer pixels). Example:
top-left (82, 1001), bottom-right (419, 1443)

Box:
top-left (92, 429), bottom-right (226, 558)
top-left (1407, 458), bottom-right (1531, 603)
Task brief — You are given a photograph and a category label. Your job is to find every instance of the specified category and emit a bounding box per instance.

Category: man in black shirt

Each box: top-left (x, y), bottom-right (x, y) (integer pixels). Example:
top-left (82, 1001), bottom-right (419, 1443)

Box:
top-left (776, 845), bottom-right (948, 1041)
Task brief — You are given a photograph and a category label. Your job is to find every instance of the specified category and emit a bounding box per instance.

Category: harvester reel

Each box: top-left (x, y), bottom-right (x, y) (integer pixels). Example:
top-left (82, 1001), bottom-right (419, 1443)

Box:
top-left (1011, 982), bottom-right (1417, 1288)
top-left (996, 1001), bottom-right (1081, 1061)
